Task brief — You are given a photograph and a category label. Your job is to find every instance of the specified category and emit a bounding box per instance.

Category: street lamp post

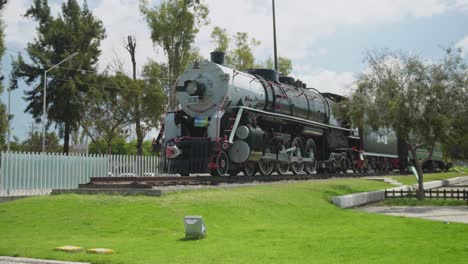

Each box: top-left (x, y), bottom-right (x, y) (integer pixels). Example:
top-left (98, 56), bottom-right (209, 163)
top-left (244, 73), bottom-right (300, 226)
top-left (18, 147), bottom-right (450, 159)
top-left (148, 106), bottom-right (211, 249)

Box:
top-left (42, 52), bottom-right (79, 153)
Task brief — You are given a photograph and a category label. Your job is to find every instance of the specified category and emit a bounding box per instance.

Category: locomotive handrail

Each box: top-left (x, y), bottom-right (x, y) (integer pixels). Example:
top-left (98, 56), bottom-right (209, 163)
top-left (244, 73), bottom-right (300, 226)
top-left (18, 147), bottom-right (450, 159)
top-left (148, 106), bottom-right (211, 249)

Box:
top-left (228, 108), bottom-right (244, 144)
top-left (231, 106), bottom-right (353, 132)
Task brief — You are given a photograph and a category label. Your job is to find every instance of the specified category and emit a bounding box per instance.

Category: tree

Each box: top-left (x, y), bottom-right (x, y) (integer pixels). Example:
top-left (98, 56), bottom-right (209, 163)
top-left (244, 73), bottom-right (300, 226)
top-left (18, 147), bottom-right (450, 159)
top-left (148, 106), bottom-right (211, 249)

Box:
top-left (210, 27), bottom-right (261, 71)
top-left (341, 49), bottom-right (467, 199)
top-left (115, 73), bottom-right (165, 152)
top-left (22, 131), bottom-right (61, 153)
top-left (124, 35), bottom-right (146, 155)
top-left (140, 0), bottom-right (209, 110)
top-left (80, 74), bottom-right (133, 154)
top-left (229, 32), bottom-right (260, 71)
top-left (211, 26), bottom-right (229, 52)
top-left (89, 137), bottom-right (154, 155)
top-left (0, 0), bottom-right (8, 150)
top-left (11, 0), bottom-right (106, 154)
top-left (210, 26), bottom-right (293, 73)
top-left (265, 56), bottom-right (292, 76)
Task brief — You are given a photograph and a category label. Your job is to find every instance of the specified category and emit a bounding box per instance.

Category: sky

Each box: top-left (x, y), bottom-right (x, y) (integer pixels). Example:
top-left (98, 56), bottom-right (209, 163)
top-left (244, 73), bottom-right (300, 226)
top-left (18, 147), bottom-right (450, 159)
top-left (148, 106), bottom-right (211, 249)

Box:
top-left (1, 0), bottom-right (468, 141)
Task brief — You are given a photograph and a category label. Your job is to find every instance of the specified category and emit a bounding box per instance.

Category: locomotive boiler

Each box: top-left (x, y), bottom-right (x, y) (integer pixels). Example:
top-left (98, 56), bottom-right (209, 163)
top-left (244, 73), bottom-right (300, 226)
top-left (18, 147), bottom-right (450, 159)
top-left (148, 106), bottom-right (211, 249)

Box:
top-left (157, 51), bottom-right (360, 176)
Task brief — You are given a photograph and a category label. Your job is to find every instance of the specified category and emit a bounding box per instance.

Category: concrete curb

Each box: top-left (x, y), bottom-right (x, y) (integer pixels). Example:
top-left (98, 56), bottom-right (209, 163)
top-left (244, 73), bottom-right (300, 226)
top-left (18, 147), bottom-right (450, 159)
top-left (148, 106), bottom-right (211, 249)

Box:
top-left (0, 256), bottom-right (89, 264)
top-left (411, 176), bottom-right (468, 190)
top-left (332, 176), bottom-right (468, 208)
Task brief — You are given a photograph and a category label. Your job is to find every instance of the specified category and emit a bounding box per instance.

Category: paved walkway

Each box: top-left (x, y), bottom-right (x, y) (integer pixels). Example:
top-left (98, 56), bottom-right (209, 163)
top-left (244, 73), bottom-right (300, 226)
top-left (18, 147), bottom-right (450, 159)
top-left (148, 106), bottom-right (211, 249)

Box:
top-left (360, 206), bottom-right (468, 224)
top-left (0, 257), bottom-right (88, 264)
top-left (363, 177), bottom-right (405, 186)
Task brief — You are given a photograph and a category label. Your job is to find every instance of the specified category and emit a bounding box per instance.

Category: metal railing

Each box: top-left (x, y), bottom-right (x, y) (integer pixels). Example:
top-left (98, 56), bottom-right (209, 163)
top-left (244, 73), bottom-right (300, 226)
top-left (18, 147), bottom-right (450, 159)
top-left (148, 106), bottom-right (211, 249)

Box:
top-left (0, 151), bottom-right (160, 196)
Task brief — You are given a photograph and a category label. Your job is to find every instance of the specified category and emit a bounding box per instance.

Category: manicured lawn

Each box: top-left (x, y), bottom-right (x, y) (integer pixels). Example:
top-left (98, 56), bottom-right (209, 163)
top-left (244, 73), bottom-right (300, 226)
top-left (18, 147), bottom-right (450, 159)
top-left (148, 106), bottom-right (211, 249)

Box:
top-left (1, 179), bottom-right (468, 264)
top-left (390, 171), bottom-right (466, 186)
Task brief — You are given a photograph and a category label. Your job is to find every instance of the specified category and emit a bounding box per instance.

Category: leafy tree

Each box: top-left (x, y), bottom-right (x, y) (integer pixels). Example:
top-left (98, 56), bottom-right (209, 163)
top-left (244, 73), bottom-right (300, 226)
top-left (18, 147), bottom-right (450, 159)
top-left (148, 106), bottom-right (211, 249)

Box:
top-left (140, 0), bottom-right (209, 109)
top-left (211, 26), bottom-right (293, 73)
top-left (11, 0), bottom-right (106, 153)
top-left (341, 49), bottom-right (467, 199)
top-left (265, 56), bottom-right (293, 76)
top-left (114, 73), bottom-right (165, 154)
top-left (22, 131), bottom-right (61, 153)
top-left (80, 74), bottom-right (133, 154)
top-left (210, 27), bottom-right (261, 71)
top-left (229, 32), bottom-right (260, 71)
top-left (0, 0), bottom-right (8, 150)
top-left (9, 136), bottom-right (23, 152)
top-left (211, 26), bottom-right (229, 52)
top-left (89, 137), bottom-right (154, 155)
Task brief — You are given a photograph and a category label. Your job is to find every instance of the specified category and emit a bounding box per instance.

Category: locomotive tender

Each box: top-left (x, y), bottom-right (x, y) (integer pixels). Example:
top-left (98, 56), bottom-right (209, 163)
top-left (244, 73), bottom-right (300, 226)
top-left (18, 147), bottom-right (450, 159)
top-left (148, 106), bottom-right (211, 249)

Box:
top-left (156, 52), bottom-right (442, 176)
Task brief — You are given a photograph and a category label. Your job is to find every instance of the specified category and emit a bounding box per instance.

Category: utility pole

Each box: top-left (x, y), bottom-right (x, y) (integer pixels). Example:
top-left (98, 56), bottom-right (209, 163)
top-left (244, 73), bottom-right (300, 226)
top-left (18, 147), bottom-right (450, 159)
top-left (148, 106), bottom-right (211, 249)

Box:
top-left (272, 0), bottom-right (278, 71)
top-left (7, 79), bottom-right (11, 152)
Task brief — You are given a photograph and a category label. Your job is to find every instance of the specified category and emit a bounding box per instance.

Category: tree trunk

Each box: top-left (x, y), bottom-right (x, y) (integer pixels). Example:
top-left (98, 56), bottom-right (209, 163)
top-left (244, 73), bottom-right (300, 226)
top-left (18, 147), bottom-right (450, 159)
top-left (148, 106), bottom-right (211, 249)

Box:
top-left (410, 149), bottom-right (424, 200)
top-left (107, 139), bottom-right (113, 155)
top-left (64, 121), bottom-right (70, 154)
top-left (125, 36), bottom-right (143, 156)
top-left (397, 135), bottom-right (408, 174)
top-left (135, 110), bottom-right (143, 155)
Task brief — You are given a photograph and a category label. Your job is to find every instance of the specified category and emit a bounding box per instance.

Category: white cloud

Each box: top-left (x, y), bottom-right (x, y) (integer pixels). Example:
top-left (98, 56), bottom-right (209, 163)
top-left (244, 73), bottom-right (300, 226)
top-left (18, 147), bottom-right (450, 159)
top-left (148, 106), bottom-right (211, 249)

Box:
top-left (2, 0), bottom-right (457, 73)
top-left (2, 0), bottom-right (462, 86)
top-left (456, 35), bottom-right (468, 57)
top-left (293, 65), bottom-right (356, 96)
top-left (455, 0), bottom-right (468, 9)
top-left (91, 0), bottom-right (163, 76)
top-left (196, 0), bottom-right (450, 63)
top-left (3, 0), bottom-right (36, 53)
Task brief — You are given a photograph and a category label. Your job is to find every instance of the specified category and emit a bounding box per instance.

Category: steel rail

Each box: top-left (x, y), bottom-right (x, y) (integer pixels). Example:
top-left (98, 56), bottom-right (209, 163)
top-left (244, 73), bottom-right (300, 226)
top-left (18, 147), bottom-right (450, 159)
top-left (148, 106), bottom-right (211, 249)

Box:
top-left (79, 171), bottom-right (403, 189)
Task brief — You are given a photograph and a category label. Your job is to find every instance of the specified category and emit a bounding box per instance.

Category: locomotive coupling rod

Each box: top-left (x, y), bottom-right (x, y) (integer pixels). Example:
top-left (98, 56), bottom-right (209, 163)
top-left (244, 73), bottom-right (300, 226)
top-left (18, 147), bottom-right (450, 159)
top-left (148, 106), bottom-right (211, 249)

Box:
top-left (280, 146), bottom-right (297, 154)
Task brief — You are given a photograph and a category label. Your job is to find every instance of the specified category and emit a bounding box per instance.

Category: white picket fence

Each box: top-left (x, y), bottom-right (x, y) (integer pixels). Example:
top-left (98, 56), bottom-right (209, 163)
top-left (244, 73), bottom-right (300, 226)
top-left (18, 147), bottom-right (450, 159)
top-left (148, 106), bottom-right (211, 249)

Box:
top-left (0, 151), bottom-right (160, 196)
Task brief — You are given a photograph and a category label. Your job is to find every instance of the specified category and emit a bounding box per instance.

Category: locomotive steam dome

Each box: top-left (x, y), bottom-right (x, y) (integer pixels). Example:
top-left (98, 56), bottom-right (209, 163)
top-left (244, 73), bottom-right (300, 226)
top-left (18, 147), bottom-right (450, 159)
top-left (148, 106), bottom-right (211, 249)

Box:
top-left (175, 60), bottom-right (265, 118)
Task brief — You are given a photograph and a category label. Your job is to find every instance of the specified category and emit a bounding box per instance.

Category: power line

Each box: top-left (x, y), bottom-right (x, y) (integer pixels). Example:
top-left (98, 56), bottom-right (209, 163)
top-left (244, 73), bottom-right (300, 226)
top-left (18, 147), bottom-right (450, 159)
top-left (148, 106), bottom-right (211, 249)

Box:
top-left (13, 71), bottom-right (169, 95)
top-left (5, 49), bottom-right (173, 81)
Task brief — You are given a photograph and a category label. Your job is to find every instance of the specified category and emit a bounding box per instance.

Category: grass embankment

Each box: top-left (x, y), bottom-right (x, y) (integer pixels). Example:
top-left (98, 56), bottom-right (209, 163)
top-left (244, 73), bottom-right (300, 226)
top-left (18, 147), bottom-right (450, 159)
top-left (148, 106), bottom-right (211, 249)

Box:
top-left (1, 179), bottom-right (468, 264)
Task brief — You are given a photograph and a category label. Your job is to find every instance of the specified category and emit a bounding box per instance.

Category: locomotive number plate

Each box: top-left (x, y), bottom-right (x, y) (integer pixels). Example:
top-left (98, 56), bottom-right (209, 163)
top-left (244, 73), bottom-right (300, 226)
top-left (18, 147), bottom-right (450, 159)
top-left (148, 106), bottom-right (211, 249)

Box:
top-left (186, 96), bottom-right (199, 105)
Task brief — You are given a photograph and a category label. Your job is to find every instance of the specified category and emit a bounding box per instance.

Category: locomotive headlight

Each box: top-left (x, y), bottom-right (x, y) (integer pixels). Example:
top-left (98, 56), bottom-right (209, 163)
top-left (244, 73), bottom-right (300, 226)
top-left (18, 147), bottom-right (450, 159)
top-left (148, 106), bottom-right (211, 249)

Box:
top-left (184, 80), bottom-right (206, 96)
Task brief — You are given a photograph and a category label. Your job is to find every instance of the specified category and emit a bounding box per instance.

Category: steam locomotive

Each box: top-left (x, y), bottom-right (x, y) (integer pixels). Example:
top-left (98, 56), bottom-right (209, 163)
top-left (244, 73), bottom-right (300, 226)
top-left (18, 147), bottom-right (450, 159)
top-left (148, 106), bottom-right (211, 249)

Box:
top-left (155, 52), bottom-right (446, 176)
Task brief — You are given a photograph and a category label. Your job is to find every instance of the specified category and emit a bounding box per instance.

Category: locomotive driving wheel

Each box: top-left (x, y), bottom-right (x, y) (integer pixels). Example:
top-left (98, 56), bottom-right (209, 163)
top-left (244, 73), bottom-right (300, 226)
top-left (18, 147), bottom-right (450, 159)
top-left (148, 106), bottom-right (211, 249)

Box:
top-left (259, 147), bottom-right (275, 175)
top-left (211, 151), bottom-right (229, 176)
top-left (242, 162), bottom-right (257, 176)
top-left (276, 142), bottom-right (290, 175)
top-left (291, 137), bottom-right (305, 175)
top-left (304, 138), bottom-right (317, 174)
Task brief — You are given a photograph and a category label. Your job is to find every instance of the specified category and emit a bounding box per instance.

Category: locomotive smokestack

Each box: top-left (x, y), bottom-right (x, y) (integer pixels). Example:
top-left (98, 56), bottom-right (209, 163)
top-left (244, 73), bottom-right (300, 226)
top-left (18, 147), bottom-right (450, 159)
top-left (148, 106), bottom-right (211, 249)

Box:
top-left (210, 51), bottom-right (225, 65)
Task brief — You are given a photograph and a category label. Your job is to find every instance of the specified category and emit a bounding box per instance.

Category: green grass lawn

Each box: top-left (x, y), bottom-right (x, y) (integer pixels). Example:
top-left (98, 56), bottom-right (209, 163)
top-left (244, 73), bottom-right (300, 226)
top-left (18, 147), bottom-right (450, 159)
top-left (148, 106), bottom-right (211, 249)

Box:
top-left (390, 171), bottom-right (466, 186)
top-left (1, 179), bottom-right (468, 264)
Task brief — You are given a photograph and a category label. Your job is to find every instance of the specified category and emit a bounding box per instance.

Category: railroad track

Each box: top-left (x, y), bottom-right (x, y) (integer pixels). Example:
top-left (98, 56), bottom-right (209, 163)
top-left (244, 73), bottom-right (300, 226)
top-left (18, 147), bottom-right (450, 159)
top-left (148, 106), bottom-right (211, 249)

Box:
top-left (78, 172), bottom-right (396, 189)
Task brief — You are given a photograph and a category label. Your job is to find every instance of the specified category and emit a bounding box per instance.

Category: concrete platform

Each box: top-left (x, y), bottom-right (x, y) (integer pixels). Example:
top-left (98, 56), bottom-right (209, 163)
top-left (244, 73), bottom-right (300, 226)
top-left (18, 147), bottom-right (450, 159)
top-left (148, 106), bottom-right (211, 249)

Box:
top-left (51, 188), bottom-right (162, 196)
top-left (0, 257), bottom-right (88, 264)
top-left (360, 206), bottom-right (468, 224)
